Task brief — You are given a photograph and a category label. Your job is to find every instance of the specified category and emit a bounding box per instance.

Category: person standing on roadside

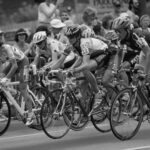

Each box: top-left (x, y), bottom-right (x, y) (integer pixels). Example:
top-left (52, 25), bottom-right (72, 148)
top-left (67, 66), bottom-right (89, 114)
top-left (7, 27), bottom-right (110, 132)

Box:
top-left (14, 28), bottom-right (29, 53)
top-left (38, 0), bottom-right (64, 27)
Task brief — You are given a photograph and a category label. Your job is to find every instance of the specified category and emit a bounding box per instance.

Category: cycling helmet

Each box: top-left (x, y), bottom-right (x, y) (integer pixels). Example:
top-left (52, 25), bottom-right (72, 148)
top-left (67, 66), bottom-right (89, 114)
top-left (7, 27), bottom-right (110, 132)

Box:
top-left (64, 25), bottom-right (81, 38)
top-left (112, 16), bottom-right (131, 30)
top-left (32, 31), bottom-right (47, 44)
top-left (105, 30), bottom-right (118, 41)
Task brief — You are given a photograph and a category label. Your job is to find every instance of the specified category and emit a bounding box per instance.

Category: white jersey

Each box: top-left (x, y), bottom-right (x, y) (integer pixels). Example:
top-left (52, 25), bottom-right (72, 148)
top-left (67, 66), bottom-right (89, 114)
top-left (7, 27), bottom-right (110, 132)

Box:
top-left (0, 44), bottom-right (25, 63)
top-left (80, 38), bottom-right (108, 56)
top-left (47, 38), bottom-right (75, 62)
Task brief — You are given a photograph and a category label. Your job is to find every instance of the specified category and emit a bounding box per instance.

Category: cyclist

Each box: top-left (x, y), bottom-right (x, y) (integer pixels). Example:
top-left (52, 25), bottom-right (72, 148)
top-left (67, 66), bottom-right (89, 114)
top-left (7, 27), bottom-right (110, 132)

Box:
top-left (32, 31), bottom-right (72, 70)
top-left (0, 29), bottom-right (35, 126)
top-left (64, 25), bottom-right (109, 107)
top-left (14, 28), bottom-right (29, 53)
top-left (112, 14), bottom-right (150, 81)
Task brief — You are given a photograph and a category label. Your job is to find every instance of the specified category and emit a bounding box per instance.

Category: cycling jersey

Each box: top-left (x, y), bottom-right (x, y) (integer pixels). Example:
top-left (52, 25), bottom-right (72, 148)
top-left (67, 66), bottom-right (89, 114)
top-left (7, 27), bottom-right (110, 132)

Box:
top-left (0, 44), bottom-right (25, 63)
top-left (35, 37), bottom-right (75, 63)
top-left (74, 38), bottom-right (108, 57)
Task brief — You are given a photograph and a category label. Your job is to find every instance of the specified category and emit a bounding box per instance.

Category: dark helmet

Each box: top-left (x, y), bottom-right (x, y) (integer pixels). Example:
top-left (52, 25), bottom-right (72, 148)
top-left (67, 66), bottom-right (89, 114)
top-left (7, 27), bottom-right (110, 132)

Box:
top-left (64, 25), bottom-right (81, 38)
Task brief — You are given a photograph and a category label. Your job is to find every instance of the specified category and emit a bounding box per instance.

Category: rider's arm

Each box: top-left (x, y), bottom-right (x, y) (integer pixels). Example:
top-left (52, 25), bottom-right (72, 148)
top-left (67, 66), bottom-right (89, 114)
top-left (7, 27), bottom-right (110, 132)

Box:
top-left (5, 46), bottom-right (18, 79)
top-left (6, 59), bottom-right (18, 79)
top-left (135, 36), bottom-right (150, 74)
top-left (50, 45), bottom-right (72, 70)
top-left (51, 53), bottom-right (67, 70)
top-left (74, 55), bottom-right (90, 73)
top-left (32, 47), bottom-right (40, 66)
top-left (51, 50), bottom-right (59, 65)
top-left (24, 42), bottom-right (35, 56)
top-left (70, 55), bottom-right (82, 69)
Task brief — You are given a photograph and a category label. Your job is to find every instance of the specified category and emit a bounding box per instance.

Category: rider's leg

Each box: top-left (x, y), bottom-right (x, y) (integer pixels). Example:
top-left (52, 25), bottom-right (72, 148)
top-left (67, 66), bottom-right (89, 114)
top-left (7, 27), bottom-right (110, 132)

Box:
top-left (18, 57), bottom-right (35, 125)
top-left (82, 58), bottom-right (99, 94)
top-left (83, 59), bottom-right (105, 107)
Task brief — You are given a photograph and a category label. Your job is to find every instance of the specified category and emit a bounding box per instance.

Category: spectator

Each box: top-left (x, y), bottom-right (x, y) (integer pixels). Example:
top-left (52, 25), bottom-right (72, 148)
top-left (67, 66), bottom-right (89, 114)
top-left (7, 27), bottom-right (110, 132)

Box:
top-left (38, 0), bottom-right (63, 27)
top-left (102, 14), bottom-right (114, 30)
top-left (50, 18), bottom-right (69, 44)
top-left (139, 15), bottom-right (150, 44)
top-left (126, 0), bottom-right (140, 24)
top-left (82, 7), bottom-right (97, 28)
top-left (60, 9), bottom-right (74, 26)
top-left (14, 28), bottom-right (29, 53)
top-left (66, 6), bottom-right (76, 23)
top-left (128, 0), bottom-right (140, 16)
top-left (111, 0), bottom-right (122, 19)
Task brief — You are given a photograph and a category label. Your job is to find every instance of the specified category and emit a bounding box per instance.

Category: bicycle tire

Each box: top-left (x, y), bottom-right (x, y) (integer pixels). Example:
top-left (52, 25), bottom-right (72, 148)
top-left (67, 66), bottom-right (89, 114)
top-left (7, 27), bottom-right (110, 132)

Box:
top-left (0, 92), bottom-right (11, 136)
top-left (40, 89), bottom-right (74, 139)
top-left (91, 84), bottom-right (117, 133)
top-left (110, 88), bottom-right (143, 140)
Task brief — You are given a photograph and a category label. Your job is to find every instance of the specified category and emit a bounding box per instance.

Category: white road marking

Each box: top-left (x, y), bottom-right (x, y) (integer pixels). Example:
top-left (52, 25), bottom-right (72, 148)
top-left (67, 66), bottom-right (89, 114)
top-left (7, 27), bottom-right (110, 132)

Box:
top-left (124, 145), bottom-right (150, 150)
top-left (0, 124), bottom-right (109, 141)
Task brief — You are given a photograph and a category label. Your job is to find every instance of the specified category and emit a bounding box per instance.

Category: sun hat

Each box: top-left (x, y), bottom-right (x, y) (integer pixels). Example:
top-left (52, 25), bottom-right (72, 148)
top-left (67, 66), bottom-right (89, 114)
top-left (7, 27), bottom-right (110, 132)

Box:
top-left (50, 19), bottom-right (66, 28)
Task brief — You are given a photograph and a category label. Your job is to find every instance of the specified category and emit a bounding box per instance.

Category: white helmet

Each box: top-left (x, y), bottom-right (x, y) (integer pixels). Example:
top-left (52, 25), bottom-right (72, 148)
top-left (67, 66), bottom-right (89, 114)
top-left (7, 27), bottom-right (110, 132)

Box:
top-left (33, 31), bottom-right (47, 44)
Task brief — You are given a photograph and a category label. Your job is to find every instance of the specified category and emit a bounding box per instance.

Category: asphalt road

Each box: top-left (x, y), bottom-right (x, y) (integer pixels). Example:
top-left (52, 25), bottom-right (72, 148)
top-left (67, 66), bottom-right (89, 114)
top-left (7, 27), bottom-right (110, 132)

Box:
top-left (0, 120), bottom-right (150, 150)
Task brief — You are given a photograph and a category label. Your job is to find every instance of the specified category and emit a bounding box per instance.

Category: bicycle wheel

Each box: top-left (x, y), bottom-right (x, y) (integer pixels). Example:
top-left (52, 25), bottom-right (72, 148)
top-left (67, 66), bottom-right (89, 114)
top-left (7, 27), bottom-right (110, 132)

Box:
top-left (40, 89), bottom-right (74, 139)
top-left (110, 88), bottom-right (143, 140)
top-left (67, 89), bottom-right (92, 131)
top-left (0, 92), bottom-right (11, 136)
top-left (91, 85), bottom-right (117, 133)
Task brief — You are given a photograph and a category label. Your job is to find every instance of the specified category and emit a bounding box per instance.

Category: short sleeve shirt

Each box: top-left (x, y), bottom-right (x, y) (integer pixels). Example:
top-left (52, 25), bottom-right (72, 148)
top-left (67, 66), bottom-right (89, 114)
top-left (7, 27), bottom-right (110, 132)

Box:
top-left (0, 44), bottom-right (25, 63)
top-left (80, 38), bottom-right (108, 56)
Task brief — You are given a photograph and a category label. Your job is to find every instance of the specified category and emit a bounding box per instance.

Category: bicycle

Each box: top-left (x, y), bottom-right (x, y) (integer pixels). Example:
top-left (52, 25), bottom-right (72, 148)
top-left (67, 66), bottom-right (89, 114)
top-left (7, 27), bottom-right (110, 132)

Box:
top-left (40, 69), bottom-right (118, 139)
top-left (0, 78), bottom-right (50, 136)
top-left (109, 66), bottom-right (147, 140)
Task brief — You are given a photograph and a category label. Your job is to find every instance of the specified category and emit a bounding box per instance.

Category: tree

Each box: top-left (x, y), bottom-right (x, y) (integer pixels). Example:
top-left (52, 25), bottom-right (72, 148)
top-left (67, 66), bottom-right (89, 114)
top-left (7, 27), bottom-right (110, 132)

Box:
top-left (10, 2), bottom-right (38, 23)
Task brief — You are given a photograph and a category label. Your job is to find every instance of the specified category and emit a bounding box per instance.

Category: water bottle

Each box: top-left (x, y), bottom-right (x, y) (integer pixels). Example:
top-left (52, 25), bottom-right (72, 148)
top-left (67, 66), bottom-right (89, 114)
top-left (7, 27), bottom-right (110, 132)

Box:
top-left (32, 64), bottom-right (37, 75)
top-left (23, 65), bottom-right (29, 82)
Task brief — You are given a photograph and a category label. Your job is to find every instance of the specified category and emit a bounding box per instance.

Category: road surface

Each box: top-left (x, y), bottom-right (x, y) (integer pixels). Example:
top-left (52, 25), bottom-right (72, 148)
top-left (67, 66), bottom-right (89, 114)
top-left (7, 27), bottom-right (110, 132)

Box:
top-left (0, 120), bottom-right (150, 150)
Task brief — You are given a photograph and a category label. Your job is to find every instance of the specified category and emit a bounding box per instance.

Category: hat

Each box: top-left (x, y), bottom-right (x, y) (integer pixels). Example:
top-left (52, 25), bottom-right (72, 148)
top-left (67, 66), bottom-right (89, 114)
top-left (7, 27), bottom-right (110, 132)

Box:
top-left (50, 19), bottom-right (66, 28)
top-left (16, 28), bottom-right (28, 35)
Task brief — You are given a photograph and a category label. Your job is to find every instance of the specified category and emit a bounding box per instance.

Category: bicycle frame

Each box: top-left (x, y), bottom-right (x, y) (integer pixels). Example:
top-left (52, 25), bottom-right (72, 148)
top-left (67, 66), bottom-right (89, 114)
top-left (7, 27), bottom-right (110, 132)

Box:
top-left (68, 90), bottom-right (94, 117)
top-left (1, 81), bottom-right (41, 119)
top-left (3, 89), bottom-right (25, 117)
